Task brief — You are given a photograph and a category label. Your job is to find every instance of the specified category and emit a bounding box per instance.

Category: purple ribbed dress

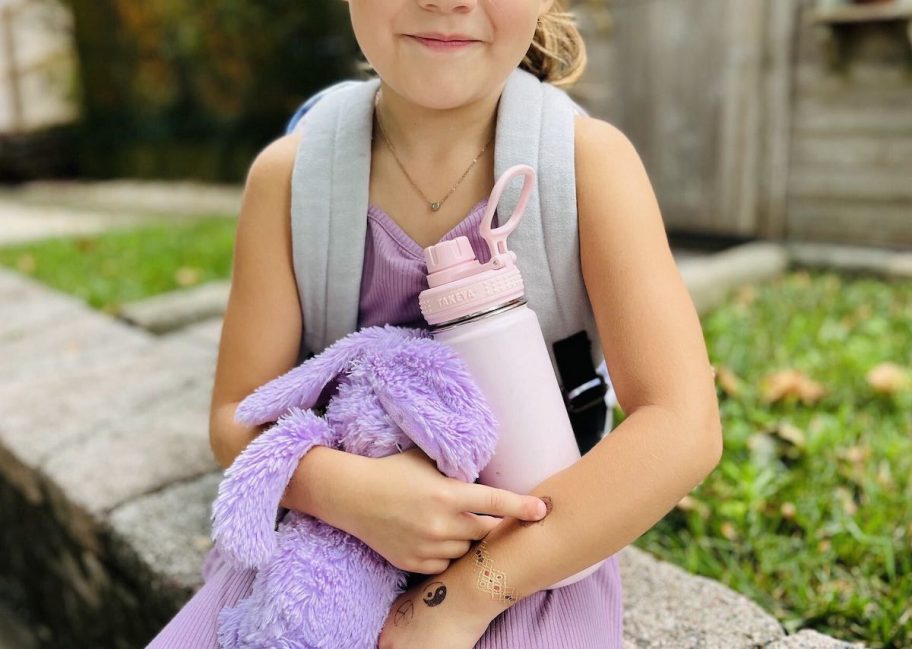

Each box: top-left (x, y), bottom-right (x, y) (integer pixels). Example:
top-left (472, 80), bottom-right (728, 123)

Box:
top-left (146, 198), bottom-right (624, 648)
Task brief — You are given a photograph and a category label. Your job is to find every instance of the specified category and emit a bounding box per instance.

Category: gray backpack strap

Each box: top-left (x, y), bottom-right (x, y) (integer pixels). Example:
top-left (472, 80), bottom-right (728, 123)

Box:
top-left (290, 76), bottom-right (381, 357)
top-left (290, 67), bottom-right (605, 385)
top-left (494, 68), bottom-right (603, 375)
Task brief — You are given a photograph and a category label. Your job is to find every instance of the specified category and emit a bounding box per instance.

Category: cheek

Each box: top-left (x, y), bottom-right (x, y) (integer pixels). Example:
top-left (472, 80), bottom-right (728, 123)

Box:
top-left (347, 2), bottom-right (395, 65)
top-left (484, 0), bottom-right (538, 55)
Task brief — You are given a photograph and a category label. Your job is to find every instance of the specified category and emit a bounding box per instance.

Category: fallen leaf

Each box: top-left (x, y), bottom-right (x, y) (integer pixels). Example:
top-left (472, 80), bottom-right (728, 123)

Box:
top-left (834, 486), bottom-right (857, 516)
top-left (714, 364), bottom-right (741, 397)
top-left (780, 502), bottom-right (797, 519)
top-left (676, 495), bottom-right (710, 519)
top-left (175, 266), bottom-right (201, 287)
top-left (866, 362), bottom-right (911, 395)
top-left (760, 369), bottom-right (827, 405)
top-left (836, 445), bottom-right (871, 465)
top-left (17, 253), bottom-right (36, 273)
top-left (747, 432), bottom-right (778, 466)
top-left (734, 285), bottom-right (757, 306)
top-left (773, 422), bottom-right (807, 449)
top-left (875, 461), bottom-right (893, 488)
top-left (74, 236), bottom-right (96, 252)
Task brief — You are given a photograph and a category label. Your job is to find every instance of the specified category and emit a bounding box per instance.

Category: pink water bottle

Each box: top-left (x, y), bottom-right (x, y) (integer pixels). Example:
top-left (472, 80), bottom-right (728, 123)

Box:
top-left (418, 164), bottom-right (604, 589)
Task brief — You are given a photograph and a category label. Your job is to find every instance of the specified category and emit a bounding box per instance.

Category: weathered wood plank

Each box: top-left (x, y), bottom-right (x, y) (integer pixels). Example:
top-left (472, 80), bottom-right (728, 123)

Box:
top-left (791, 136), bottom-right (912, 166)
top-left (787, 197), bottom-right (912, 248)
top-left (789, 168), bottom-right (912, 201)
top-left (792, 104), bottom-right (912, 135)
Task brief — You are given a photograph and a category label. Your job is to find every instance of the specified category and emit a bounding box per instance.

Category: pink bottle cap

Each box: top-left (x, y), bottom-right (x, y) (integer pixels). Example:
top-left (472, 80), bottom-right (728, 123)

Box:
top-left (419, 164), bottom-right (535, 326)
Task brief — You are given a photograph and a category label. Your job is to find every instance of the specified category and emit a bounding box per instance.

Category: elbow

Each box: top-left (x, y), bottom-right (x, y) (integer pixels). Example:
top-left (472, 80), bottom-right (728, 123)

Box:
top-left (696, 400), bottom-right (724, 477)
top-left (665, 397), bottom-right (724, 481)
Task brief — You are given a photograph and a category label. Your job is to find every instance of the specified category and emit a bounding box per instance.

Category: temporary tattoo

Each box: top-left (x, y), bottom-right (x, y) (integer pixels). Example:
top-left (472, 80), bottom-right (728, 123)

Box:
top-left (393, 599), bottom-right (414, 627)
top-left (471, 540), bottom-right (523, 603)
top-left (422, 581), bottom-right (447, 607)
top-left (518, 495), bottom-right (552, 527)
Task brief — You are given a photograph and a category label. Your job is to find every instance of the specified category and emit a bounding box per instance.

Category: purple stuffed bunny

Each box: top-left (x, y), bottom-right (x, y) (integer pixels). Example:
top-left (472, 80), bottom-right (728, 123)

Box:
top-left (210, 324), bottom-right (499, 649)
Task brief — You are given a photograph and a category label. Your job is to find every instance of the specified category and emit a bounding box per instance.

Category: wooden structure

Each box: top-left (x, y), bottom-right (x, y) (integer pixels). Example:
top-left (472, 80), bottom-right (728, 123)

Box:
top-left (573, 0), bottom-right (912, 249)
top-left (0, 0), bottom-right (76, 136)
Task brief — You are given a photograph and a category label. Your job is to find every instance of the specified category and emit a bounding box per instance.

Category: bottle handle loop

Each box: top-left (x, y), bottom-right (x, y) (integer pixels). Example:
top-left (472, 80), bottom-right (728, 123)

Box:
top-left (479, 164), bottom-right (535, 267)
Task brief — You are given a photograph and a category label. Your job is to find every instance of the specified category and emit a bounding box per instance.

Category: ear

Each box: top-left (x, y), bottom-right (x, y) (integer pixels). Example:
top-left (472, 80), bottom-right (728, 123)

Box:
top-left (364, 337), bottom-right (499, 484)
top-left (235, 325), bottom-right (427, 426)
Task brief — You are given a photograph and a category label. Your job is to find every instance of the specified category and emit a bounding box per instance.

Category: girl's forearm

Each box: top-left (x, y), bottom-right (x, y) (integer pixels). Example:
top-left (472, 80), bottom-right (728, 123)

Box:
top-left (277, 445), bottom-right (376, 536)
top-left (443, 404), bottom-right (723, 621)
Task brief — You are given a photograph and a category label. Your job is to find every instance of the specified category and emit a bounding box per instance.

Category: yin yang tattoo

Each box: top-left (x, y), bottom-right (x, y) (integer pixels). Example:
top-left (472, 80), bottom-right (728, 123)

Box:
top-left (421, 581), bottom-right (447, 607)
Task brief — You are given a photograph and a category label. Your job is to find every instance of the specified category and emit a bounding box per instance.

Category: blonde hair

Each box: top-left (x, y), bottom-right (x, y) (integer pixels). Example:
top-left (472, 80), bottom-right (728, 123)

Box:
top-left (521, 1), bottom-right (587, 88)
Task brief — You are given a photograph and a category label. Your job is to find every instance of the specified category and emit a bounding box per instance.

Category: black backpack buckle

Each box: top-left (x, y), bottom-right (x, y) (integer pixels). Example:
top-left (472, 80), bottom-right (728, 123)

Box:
top-left (563, 375), bottom-right (608, 414)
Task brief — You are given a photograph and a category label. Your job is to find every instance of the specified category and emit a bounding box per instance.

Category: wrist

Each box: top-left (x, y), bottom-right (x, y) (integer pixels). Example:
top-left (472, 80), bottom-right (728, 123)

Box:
top-left (280, 445), bottom-right (356, 525)
top-left (443, 538), bottom-right (518, 626)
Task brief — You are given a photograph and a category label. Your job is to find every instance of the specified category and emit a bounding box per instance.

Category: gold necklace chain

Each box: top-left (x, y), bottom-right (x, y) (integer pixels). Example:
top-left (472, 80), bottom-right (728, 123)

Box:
top-left (373, 91), bottom-right (493, 212)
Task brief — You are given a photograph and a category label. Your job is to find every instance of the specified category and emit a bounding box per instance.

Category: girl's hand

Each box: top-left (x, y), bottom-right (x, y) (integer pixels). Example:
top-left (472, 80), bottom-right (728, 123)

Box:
top-left (350, 447), bottom-right (548, 575)
top-left (377, 570), bottom-right (492, 649)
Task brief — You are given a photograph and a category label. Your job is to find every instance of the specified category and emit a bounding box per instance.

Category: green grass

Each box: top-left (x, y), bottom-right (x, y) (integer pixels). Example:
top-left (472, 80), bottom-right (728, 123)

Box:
top-left (0, 216), bottom-right (237, 313)
top-left (631, 269), bottom-right (912, 648)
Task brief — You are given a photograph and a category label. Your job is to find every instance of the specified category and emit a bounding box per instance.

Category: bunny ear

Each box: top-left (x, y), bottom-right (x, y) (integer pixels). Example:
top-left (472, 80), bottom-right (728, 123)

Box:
top-left (365, 338), bottom-right (499, 484)
top-left (211, 407), bottom-right (338, 570)
top-left (235, 325), bottom-right (428, 426)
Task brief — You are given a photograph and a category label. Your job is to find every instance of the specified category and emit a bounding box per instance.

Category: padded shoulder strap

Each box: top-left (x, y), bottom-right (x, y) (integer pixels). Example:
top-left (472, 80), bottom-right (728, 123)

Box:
top-left (290, 76), bottom-right (381, 357)
top-left (493, 69), bottom-right (603, 374)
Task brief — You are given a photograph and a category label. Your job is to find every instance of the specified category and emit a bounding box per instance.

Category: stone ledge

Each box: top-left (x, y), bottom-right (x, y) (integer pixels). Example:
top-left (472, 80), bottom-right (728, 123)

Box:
top-left (766, 630), bottom-right (861, 648)
top-left (117, 281), bottom-right (230, 334)
top-left (787, 241), bottom-right (912, 280)
top-left (0, 179), bottom-right (242, 220)
top-left (619, 547), bottom-right (784, 648)
top-left (677, 241), bottom-right (790, 316)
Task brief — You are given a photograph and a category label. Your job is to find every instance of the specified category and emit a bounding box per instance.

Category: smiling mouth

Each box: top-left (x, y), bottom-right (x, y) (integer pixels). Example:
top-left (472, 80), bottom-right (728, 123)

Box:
top-left (406, 35), bottom-right (481, 51)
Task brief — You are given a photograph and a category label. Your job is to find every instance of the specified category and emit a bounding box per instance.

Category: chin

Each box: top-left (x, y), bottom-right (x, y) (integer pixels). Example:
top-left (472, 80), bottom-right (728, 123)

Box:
top-left (385, 72), bottom-right (493, 111)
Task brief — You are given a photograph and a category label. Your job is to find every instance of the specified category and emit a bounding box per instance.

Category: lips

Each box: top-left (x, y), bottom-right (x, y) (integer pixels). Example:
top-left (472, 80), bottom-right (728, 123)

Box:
top-left (406, 34), bottom-right (481, 51)
top-left (409, 32), bottom-right (479, 42)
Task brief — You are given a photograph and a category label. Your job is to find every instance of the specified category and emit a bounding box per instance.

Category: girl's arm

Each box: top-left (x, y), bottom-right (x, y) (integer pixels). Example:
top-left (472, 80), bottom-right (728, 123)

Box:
top-left (208, 132), bottom-right (369, 529)
top-left (425, 116), bottom-right (724, 623)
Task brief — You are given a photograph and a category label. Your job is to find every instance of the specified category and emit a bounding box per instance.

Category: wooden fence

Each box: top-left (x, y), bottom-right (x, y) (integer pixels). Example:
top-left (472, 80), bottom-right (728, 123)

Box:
top-left (0, 0), bottom-right (77, 136)
top-left (573, 0), bottom-right (912, 249)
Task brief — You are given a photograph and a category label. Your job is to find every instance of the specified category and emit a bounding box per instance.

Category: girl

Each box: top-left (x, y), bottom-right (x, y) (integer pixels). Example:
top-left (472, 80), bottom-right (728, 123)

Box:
top-left (147, 0), bottom-right (722, 647)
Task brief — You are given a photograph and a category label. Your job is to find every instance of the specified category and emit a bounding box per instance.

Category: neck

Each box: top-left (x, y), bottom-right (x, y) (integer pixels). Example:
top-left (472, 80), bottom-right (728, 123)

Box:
top-left (373, 80), bottom-right (502, 166)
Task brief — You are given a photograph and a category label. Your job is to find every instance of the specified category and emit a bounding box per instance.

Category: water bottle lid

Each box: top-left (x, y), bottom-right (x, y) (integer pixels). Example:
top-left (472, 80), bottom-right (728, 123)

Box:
top-left (424, 236), bottom-right (480, 287)
top-left (419, 164), bottom-right (535, 325)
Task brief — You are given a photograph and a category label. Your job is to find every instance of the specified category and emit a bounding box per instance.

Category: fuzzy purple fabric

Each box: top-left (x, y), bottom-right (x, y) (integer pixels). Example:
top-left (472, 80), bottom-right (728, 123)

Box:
top-left (210, 324), bottom-right (499, 648)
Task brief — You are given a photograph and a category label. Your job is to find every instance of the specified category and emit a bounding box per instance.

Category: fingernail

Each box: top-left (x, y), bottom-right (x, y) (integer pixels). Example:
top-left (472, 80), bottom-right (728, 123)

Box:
top-left (536, 500), bottom-right (547, 518)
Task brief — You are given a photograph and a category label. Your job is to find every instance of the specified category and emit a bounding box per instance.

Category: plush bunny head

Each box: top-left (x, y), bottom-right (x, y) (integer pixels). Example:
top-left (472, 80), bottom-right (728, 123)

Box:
top-left (234, 324), bottom-right (499, 483)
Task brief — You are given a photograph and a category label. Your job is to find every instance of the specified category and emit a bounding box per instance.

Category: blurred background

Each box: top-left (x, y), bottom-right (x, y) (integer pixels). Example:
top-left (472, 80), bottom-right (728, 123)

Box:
top-left (0, 0), bottom-right (909, 647)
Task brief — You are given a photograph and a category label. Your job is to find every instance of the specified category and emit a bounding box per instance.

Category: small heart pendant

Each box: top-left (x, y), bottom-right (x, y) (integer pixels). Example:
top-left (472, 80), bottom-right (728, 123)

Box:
top-left (430, 202), bottom-right (441, 211)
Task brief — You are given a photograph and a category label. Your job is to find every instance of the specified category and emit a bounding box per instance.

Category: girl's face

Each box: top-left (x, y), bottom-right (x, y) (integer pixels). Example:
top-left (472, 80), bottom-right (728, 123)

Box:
top-left (345, 0), bottom-right (553, 110)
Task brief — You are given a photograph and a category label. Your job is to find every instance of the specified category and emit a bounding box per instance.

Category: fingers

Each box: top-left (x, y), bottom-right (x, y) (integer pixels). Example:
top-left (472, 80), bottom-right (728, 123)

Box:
top-left (454, 483), bottom-right (548, 522)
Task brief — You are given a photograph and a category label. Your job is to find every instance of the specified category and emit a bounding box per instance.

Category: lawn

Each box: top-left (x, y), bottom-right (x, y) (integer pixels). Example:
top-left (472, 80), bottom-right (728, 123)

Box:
top-left (0, 216), bottom-right (237, 313)
top-left (2, 224), bottom-right (909, 646)
top-left (632, 270), bottom-right (912, 648)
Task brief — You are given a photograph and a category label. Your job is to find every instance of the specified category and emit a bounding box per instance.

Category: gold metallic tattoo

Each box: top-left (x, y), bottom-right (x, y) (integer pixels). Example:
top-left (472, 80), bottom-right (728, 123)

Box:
top-left (471, 540), bottom-right (523, 603)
